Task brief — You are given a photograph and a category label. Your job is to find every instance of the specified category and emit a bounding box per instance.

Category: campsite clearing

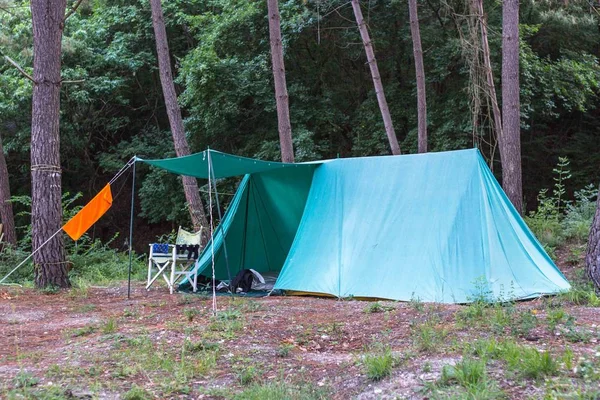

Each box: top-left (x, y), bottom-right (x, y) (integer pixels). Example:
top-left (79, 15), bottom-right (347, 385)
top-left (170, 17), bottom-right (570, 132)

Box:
top-left (1, 257), bottom-right (600, 400)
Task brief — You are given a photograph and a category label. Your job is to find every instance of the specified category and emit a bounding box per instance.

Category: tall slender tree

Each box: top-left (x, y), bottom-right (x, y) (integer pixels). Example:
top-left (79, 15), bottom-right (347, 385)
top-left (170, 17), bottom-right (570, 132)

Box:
top-left (267, 0), bottom-right (294, 163)
top-left (30, 0), bottom-right (69, 287)
top-left (472, 0), bottom-right (503, 143)
top-left (500, 0), bottom-right (523, 214)
top-left (0, 132), bottom-right (17, 246)
top-left (408, 0), bottom-right (427, 153)
top-left (586, 185), bottom-right (600, 290)
top-left (149, 0), bottom-right (210, 240)
top-left (350, 0), bottom-right (400, 155)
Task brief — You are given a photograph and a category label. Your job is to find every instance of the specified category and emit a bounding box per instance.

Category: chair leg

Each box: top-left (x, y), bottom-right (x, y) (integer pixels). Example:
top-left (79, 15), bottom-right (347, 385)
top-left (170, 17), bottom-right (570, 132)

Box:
top-left (169, 251), bottom-right (177, 294)
top-left (147, 261), bottom-right (169, 289)
top-left (147, 257), bottom-right (152, 290)
top-left (193, 268), bottom-right (198, 293)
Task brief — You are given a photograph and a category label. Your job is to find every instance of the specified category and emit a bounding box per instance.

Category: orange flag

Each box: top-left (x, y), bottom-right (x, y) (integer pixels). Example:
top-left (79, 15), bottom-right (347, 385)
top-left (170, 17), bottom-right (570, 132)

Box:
top-left (63, 184), bottom-right (113, 241)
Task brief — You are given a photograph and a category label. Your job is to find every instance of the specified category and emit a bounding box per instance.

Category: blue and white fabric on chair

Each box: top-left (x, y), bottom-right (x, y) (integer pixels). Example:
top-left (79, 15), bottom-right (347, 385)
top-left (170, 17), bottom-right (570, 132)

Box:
top-left (151, 243), bottom-right (170, 254)
top-left (146, 226), bottom-right (203, 294)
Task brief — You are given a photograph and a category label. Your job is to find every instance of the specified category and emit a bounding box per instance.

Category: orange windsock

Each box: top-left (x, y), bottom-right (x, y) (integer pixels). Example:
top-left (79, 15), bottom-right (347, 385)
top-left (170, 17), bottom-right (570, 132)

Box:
top-left (63, 184), bottom-right (113, 241)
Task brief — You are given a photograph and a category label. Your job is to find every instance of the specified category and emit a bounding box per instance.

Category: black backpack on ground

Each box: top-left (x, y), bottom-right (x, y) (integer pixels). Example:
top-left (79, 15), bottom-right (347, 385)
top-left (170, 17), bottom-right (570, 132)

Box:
top-left (230, 269), bottom-right (254, 293)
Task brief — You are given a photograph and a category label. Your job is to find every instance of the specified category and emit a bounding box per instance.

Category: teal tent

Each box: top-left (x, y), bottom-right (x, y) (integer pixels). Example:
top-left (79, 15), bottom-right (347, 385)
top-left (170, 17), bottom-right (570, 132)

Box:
top-left (138, 148), bottom-right (570, 303)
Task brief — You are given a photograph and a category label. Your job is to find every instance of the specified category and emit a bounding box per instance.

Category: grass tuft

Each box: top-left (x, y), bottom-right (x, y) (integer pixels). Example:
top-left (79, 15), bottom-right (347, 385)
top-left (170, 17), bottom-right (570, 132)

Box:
top-left (363, 346), bottom-right (394, 381)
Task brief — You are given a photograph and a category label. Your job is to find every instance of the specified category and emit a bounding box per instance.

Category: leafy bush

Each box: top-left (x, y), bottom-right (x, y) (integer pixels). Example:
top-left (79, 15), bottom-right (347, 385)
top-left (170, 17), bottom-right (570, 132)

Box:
top-left (525, 157), bottom-right (597, 254)
top-left (562, 184), bottom-right (597, 242)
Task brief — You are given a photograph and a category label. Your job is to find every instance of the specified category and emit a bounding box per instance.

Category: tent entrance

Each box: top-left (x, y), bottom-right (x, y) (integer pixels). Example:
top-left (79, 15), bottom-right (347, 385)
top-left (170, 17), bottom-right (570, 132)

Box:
top-left (178, 165), bottom-right (317, 290)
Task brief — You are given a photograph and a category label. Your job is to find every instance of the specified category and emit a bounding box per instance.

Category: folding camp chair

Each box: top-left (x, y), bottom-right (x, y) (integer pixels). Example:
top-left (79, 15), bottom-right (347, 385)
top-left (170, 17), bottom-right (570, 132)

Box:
top-left (146, 226), bottom-right (203, 294)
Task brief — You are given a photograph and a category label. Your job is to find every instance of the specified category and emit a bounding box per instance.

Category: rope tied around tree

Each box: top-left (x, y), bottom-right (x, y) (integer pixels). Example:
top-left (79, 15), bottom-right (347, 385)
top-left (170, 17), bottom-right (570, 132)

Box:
top-left (31, 164), bottom-right (62, 174)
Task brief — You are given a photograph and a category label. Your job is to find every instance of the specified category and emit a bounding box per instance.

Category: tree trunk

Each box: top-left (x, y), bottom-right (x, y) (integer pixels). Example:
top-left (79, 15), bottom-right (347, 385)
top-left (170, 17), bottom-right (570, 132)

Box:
top-left (500, 0), bottom-right (523, 214)
top-left (267, 0), bottom-right (294, 163)
top-left (408, 0), bottom-right (427, 153)
top-left (351, 0), bottom-right (400, 155)
top-left (472, 0), bottom-right (503, 145)
top-left (586, 185), bottom-right (600, 290)
top-left (149, 0), bottom-right (210, 242)
top-left (0, 132), bottom-right (17, 246)
top-left (30, 0), bottom-right (69, 288)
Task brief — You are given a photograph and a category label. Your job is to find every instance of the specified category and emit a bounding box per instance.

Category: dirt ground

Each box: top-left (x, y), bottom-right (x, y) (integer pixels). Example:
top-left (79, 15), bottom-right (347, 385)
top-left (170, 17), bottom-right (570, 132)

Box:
top-left (1, 258), bottom-right (600, 399)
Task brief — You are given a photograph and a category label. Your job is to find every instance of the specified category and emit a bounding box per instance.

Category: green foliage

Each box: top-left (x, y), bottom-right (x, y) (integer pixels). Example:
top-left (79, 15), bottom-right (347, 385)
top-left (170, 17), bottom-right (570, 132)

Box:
top-left (433, 357), bottom-right (505, 399)
top-left (71, 325), bottom-right (97, 338)
top-left (520, 350), bottom-right (559, 380)
top-left (563, 184), bottom-right (598, 242)
top-left (123, 385), bottom-right (151, 400)
top-left (525, 157), bottom-right (597, 255)
top-left (362, 346), bottom-right (395, 381)
top-left (12, 371), bottom-right (39, 388)
top-left (232, 381), bottom-right (329, 400)
top-left (183, 339), bottom-right (220, 353)
top-left (363, 302), bottom-right (394, 314)
top-left (101, 318), bottom-right (118, 334)
top-left (468, 338), bottom-right (559, 380)
top-left (510, 310), bottom-right (539, 338)
top-left (277, 343), bottom-right (294, 358)
top-left (236, 366), bottom-right (259, 386)
top-left (546, 308), bottom-right (566, 332)
top-left (183, 308), bottom-right (200, 322)
top-left (440, 358), bottom-right (486, 389)
top-left (412, 321), bottom-right (448, 353)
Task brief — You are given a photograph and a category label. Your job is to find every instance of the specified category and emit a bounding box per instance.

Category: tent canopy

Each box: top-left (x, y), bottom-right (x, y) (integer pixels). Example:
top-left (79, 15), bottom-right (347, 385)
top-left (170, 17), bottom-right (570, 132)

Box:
top-left (137, 148), bottom-right (570, 303)
top-left (137, 149), bottom-right (320, 179)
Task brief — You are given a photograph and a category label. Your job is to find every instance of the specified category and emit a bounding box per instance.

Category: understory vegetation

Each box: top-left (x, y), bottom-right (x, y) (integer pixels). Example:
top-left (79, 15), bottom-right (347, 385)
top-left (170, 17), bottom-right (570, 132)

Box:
top-left (1, 0), bottom-right (600, 242)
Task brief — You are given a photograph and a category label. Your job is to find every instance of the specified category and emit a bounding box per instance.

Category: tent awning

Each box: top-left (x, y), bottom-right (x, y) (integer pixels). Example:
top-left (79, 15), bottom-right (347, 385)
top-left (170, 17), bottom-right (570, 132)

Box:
top-left (136, 149), bottom-right (320, 179)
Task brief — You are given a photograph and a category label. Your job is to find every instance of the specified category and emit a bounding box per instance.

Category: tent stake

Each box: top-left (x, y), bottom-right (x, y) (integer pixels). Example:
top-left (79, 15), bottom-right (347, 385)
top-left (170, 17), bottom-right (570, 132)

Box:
top-left (208, 151), bottom-right (234, 294)
top-left (127, 159), bottom-right (137, 299)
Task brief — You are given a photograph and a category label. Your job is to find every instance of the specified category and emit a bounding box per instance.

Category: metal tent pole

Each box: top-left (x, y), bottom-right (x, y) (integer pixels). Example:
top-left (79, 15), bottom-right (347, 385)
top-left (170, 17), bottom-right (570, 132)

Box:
top-left (207, 150), bottom-right (234, 293)
top-left (127, 159), bottom-right (137, 299)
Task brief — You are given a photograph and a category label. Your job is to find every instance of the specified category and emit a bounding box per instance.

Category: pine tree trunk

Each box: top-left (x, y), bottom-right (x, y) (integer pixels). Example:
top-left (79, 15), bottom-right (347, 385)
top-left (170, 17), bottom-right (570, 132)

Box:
top-left (586, 185), bottom-right (600, 290)
top-left (0, 132), bottom-right (17, 246)
top-left (500, 0), bottom-right (523, 214)
top-left (31, 0), bottom-right (69, 288)
top-left (472, 0), bottom-right (503, 144)
top-left (267, 0), bottom-right (294, 163)
top-left (149, 0), bottom-right (210, 243)
top-left (351, 0), bottom-right (400, 155)
top-left (408, 0), bottom-right (427, 153)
